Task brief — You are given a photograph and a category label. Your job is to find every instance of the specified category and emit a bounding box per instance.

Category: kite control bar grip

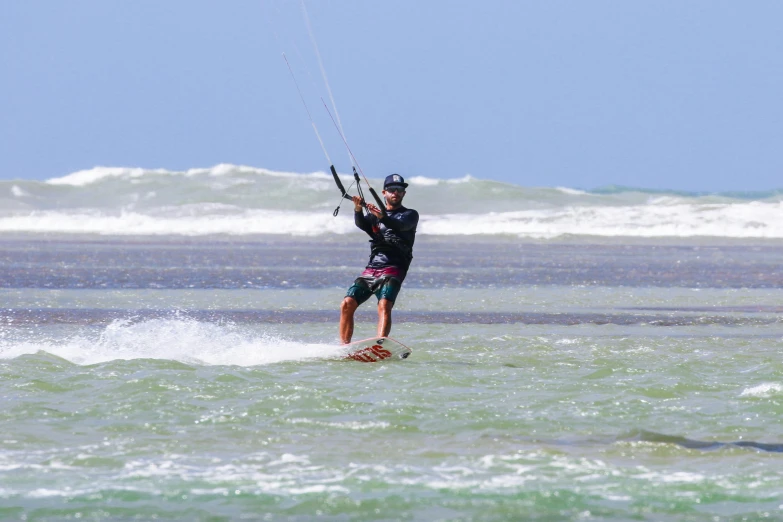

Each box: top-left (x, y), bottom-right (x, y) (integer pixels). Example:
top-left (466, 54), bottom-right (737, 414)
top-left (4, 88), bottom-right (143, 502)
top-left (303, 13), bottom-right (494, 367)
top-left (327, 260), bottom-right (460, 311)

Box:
top-left (330, 166), bottom-right (348, 196)
top-left (333, 193), bottom-right (368, 217)
top-left (368, 187), bottom-right (388, 218)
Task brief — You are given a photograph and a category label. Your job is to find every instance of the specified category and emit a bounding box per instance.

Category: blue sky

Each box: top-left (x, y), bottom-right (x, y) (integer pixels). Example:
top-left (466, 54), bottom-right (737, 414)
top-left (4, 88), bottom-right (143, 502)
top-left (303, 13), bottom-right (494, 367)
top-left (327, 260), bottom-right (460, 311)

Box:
top-left (1, 1), bottom-right (781, 191)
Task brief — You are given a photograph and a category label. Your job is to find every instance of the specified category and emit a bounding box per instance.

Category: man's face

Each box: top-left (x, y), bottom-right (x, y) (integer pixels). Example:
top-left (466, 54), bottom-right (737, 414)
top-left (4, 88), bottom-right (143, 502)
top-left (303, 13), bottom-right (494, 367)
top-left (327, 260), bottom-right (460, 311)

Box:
top-left (383, 186), bottom-right (405, 207)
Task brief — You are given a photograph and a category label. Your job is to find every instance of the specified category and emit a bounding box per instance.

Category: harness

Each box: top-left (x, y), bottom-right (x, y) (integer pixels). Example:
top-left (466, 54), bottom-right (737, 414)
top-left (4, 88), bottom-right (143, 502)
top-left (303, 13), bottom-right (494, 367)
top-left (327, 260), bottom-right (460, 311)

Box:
top-left (371, 235), bottom-right (413, 264)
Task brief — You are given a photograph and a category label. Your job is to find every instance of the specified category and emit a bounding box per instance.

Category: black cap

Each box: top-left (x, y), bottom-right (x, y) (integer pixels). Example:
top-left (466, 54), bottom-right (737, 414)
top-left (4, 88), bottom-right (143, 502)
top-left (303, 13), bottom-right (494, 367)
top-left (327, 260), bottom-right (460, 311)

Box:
top-left (383, 173), bottom-right (408, 189)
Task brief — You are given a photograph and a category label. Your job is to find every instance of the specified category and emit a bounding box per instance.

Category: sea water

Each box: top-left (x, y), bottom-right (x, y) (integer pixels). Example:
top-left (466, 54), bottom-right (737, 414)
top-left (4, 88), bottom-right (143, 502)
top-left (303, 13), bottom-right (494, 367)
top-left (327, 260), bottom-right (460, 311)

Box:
top-left (1, 166), bottom-right (783, 520)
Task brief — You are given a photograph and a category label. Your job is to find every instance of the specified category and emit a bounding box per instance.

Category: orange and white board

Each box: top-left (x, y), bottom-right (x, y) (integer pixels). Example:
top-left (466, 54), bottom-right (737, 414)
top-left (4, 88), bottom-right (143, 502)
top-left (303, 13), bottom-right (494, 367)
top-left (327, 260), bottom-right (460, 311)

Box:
top-left (344, 336), bottom-right (412, 362)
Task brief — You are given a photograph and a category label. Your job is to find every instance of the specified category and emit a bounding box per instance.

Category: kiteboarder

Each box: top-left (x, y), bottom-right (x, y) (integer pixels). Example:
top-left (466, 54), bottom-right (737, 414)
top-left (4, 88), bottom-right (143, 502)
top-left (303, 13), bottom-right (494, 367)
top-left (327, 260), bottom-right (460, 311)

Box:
top-left (339, 174), bottom-right (418, 343)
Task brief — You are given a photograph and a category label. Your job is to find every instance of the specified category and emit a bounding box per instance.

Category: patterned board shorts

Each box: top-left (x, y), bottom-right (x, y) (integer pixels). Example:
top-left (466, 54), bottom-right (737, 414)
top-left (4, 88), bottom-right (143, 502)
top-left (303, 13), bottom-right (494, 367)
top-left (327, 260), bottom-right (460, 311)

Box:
top-left (345, 267), bottom-right (405, 305)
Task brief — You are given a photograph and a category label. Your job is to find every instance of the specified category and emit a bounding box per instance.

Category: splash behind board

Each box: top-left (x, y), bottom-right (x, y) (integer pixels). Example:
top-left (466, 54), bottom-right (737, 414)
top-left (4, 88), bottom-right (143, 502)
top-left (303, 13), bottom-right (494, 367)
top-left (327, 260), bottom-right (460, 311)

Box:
top-left (344, 337), bottom-right (412, 362)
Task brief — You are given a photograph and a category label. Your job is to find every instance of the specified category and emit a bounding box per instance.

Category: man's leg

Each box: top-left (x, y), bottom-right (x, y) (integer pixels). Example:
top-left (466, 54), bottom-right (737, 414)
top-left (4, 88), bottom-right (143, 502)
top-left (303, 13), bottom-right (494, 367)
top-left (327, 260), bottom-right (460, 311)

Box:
top-left (339, 296), bottom-right (359, 344)
top-left (377, 298), bottom-right (394, 338)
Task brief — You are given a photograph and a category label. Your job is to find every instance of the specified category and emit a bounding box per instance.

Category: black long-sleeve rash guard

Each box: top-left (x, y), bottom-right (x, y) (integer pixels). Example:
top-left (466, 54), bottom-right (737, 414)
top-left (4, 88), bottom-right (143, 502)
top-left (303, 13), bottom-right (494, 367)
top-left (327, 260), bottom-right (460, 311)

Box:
top-left (354, 205), bottom-right (419, 272)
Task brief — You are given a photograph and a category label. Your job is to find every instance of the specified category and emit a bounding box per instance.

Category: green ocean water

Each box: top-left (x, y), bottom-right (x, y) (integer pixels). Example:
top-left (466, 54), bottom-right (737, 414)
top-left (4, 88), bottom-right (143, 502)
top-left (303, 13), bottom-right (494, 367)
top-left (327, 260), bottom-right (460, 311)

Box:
top-left (2, 237), bottom-right (783, 521)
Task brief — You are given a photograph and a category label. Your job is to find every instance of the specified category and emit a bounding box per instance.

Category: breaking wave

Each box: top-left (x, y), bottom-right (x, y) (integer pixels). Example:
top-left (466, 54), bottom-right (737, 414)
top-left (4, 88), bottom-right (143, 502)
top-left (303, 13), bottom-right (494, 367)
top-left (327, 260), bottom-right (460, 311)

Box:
top-left (0, 165), bottom-right (781, 238)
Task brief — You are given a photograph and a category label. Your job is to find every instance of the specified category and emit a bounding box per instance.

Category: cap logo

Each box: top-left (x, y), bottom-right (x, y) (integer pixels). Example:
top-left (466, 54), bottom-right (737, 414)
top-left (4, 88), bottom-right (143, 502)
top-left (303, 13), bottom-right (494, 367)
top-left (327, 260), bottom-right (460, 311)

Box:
top-left (393, 175), bottom-right (401, 183)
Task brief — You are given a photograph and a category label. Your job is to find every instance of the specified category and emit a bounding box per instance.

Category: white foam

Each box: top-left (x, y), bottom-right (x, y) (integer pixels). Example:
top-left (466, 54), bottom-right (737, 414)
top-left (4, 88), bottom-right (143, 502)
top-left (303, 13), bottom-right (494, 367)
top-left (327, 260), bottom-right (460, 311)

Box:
top-left (46, 164), bottom-right (333, 187)
top-left (555, 186), bottom-right (589, 196)
top-left (0, 209), bottom-right (356, 236)
top-left (635, 471), bottom-right (706, 484)
top-left (1, 200), bottom-right (781, 238)
top-left (740, 382), bottom-right (783, 398)
top-left (418, 202), bottom-right (783, 238)
top-left (0, 318), bottom-right (343, 366)
top-left (46, 167), bottom-right (164, 186)
top-left (10, 185), bottom-right (29, 197)
top-left (288, 418), bottom-right (391, 430)
top-left (407, 174), bottom-right (474, 186)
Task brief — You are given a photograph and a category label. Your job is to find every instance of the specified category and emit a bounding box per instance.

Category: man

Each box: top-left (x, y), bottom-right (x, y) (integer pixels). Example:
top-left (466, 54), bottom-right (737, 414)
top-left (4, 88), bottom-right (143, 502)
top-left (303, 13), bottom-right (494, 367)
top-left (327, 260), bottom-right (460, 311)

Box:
top-left (339, 174), bottom-right (419, 344)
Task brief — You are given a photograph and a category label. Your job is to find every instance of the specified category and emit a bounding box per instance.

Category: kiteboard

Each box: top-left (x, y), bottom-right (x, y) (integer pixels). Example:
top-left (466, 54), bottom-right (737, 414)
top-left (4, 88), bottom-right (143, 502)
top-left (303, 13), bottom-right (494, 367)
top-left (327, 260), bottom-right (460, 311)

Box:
top-left (344, 336), bottom-right (412, 362)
